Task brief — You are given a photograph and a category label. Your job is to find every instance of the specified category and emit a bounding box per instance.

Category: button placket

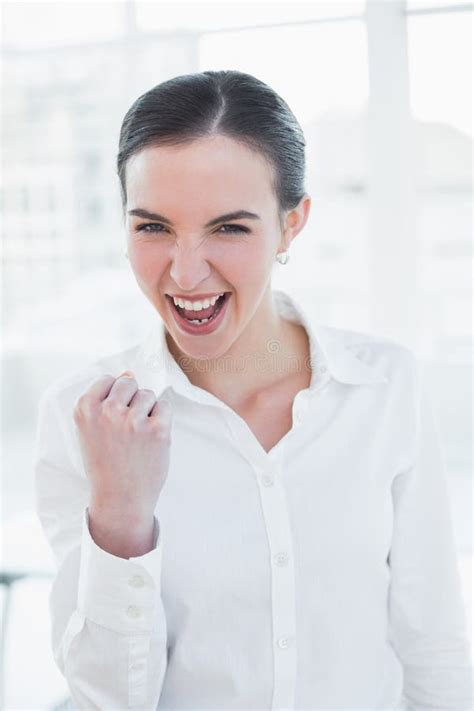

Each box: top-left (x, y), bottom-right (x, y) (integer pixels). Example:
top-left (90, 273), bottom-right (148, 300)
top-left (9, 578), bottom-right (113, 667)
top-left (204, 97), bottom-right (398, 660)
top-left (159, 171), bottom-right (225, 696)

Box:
top-left (254, 464), bottom-right (276, 488)
top-left (254, 459), bottom-right (297, 708)
top-left (128, 574), bottom-right (146, 589)
top-left (277, 635), bottom-right (294, 650)
top-left (273, 552), bottom-right (289, 567)
top-left (126, 605), bottom-right (142, 619)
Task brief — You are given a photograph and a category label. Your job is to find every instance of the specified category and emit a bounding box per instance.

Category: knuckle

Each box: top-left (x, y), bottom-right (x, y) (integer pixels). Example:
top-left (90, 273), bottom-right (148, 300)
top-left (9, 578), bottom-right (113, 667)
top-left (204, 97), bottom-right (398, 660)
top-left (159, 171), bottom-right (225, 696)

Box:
top-left (152, 423), bottom-right (171, 441)
top-left (127, 415), bottom-right (144, 432)
top-left (102, 398), bottom-right (124, 416)
top-left (147, 417), bottom-right (161, 431)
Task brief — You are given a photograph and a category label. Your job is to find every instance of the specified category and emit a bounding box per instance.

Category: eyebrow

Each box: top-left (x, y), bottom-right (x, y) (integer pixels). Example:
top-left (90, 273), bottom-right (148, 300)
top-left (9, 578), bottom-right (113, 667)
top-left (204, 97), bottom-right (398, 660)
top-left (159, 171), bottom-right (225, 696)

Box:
top-left (127, 208), bottom-right (261, 228)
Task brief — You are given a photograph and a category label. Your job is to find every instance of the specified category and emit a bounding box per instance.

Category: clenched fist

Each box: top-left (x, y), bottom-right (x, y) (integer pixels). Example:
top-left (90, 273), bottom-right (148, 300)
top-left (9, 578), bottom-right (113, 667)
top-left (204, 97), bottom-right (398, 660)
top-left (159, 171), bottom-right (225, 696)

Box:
top-left (73, 371), bottom-right (173, 524)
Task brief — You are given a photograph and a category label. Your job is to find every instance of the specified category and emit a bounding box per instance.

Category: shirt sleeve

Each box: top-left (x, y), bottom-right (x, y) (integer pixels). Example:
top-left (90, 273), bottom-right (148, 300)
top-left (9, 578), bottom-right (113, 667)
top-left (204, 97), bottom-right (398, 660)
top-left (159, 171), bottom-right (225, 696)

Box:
top-left (387, 356), bottom-right (473, 710)
top-left (34, 383), bottom-right (168, 709)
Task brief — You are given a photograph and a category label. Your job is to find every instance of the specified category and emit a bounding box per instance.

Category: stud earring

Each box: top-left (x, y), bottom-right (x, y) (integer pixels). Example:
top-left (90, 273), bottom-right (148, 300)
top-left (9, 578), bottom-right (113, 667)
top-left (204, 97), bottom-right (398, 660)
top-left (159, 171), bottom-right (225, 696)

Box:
top-left (124, 249), bottom-right (129, 259)
top-left (275, 250), bottom-right (290, 265)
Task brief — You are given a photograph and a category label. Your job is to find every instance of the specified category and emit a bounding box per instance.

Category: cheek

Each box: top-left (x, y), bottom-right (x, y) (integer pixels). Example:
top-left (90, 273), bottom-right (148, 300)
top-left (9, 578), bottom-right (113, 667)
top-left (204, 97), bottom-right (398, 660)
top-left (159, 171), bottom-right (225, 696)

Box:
top-left (131, 247), bottom-right (167, 282)
top-left (217, 238), bottom-right (272, 280)
top-left (220, 249), bottom-right (248, 279)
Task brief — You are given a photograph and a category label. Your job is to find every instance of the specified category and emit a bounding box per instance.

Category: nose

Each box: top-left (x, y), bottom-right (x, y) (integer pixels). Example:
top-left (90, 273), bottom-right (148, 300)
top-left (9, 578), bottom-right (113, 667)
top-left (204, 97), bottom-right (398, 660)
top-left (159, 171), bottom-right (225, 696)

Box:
top-left (169, 240), bottom-right (211, 292)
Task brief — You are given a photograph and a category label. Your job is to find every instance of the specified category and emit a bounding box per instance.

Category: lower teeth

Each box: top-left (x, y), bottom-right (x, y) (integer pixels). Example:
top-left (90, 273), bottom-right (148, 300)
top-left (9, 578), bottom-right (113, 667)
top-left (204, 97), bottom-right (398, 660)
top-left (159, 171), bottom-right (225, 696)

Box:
top-left (180, 295), bottom-right (225, 325)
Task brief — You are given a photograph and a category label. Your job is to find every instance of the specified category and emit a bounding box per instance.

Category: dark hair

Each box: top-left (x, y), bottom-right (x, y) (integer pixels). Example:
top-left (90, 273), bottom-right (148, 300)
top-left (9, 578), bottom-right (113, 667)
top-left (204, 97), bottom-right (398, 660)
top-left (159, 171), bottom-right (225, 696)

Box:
top-left (116, 70), bottom-right (307, 229)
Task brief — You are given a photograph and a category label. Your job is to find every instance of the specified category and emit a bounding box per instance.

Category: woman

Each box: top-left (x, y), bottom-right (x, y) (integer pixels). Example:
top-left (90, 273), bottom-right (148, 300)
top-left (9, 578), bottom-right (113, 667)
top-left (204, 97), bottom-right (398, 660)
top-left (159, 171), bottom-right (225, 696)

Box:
top-left (34, 70), bottom-right (472, 709)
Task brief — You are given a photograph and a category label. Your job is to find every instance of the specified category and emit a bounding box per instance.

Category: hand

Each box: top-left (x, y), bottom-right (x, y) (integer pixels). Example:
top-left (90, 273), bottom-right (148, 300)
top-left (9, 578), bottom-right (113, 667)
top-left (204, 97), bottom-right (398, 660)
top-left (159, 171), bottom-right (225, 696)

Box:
top-left (73, 371), bottom-right (173, 521)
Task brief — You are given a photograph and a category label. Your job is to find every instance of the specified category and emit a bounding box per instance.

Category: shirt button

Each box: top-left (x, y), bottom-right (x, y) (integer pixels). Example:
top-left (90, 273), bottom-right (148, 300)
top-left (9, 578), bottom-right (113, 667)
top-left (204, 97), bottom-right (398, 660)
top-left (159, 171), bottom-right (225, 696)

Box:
top-left (130, 661), bottom-right (145, 671)
top-left (277, 636), bottom-right (294, 649)
top-left (261, 475), bottom-right (274, 487)
top-left (126, 605), bottom-right (142, 619)
top-left (128, 574), bottom-right (146, 588)
top-left (319, 364), bottom-right (328, 374)
top-left (273, 552), bottom-right (289, 567)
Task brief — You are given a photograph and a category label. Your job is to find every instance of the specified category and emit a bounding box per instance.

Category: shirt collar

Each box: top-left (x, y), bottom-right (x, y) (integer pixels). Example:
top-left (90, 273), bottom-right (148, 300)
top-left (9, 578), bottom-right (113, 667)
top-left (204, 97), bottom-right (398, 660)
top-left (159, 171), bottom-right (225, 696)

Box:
top-left (277, 290), bottom-right (388, 387)
top-left (129, 288), bottom-right (387, 402)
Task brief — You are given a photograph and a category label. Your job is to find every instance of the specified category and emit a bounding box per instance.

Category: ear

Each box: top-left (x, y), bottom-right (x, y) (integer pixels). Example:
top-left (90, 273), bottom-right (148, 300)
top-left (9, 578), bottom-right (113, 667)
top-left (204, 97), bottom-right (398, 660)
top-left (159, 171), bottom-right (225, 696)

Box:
top-left (280, 194), bottom-right (312, 250)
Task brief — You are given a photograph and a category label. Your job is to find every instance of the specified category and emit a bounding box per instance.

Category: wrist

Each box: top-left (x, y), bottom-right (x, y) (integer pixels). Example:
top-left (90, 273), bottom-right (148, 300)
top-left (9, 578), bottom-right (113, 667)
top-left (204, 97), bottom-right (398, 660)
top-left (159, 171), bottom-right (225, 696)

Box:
top-left (89, 496), bottom-right (155, 526)
top-left (87, 500), bottom-right (156, 558)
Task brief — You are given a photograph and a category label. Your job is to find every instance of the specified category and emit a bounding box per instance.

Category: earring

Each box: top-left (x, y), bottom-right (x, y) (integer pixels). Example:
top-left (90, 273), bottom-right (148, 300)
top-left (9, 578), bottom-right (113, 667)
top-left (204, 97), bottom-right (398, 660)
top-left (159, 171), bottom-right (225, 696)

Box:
top-left (124, 249), bottom-right (129, 259)
top-left (275, 250), bottom-right (290, 265)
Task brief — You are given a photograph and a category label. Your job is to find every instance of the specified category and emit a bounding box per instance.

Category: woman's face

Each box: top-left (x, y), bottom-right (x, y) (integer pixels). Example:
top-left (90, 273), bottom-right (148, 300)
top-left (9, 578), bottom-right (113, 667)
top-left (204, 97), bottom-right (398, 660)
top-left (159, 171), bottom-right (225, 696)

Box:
top-left (124, 134), bottom-right (309, 361)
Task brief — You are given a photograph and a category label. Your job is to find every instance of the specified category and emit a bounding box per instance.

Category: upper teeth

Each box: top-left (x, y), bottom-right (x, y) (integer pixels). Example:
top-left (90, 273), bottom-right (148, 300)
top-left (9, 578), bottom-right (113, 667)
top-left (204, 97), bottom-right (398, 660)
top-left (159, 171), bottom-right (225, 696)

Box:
top-left (172, 293), bottom-right (225, 311)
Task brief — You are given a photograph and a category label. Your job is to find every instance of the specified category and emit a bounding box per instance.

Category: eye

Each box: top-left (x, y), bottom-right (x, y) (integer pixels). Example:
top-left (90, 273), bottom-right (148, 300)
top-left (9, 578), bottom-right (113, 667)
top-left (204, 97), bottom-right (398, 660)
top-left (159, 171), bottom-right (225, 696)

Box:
top-left (135, 223), bottom-right (168, 233)
top-left (217, 224), bottom-right (249, 235)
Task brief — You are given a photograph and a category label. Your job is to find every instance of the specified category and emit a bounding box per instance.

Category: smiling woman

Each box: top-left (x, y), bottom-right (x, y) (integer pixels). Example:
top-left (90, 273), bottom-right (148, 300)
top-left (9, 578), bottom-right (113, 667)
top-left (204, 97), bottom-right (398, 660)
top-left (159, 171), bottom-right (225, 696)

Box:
top-left (34, 69), bottom-right (472, 711)
top-left (117, 71), bottom-right (311, 393)
top-left (122, 130), bottom-right (311, 377)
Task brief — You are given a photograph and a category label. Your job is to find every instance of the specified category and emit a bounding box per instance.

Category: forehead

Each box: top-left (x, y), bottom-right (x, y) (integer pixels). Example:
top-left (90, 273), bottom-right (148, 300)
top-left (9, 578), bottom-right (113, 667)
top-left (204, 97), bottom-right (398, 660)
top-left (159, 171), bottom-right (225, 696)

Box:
top-left (125, 135), bottom-right (276, 213)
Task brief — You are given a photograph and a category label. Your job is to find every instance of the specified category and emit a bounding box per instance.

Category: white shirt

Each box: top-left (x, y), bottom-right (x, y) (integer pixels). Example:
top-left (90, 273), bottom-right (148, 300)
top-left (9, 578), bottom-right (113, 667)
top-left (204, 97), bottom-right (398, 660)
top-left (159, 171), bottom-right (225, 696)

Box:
top-left (34, 288), bottom-right (472, 710)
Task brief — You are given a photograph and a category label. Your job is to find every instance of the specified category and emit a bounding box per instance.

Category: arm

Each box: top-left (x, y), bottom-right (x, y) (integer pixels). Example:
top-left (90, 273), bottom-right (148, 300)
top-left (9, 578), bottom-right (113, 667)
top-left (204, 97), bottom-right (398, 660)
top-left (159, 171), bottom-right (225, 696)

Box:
top-left (387, 358), bottom-right (472, 709)
top-left (34, 384), bottom-right (168, 709)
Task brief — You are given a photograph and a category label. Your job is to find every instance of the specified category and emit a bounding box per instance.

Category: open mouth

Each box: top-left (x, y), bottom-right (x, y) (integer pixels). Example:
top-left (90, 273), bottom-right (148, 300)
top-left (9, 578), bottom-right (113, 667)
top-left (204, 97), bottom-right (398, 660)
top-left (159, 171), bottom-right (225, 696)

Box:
top-left (165, 292), bottom-right (231, 333)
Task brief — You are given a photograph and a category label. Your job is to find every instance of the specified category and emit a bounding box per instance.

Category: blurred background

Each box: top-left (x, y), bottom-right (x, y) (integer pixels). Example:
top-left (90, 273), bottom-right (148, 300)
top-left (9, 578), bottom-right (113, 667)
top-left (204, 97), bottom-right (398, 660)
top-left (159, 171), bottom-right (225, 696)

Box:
top-left (1, 0), bottom-right (472, 707)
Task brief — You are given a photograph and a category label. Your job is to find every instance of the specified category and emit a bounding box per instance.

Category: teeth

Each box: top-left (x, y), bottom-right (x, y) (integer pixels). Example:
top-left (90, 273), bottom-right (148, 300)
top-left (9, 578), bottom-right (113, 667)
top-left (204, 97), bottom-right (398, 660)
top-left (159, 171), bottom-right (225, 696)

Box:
top-left (172, 293), bottom-right (224, 310)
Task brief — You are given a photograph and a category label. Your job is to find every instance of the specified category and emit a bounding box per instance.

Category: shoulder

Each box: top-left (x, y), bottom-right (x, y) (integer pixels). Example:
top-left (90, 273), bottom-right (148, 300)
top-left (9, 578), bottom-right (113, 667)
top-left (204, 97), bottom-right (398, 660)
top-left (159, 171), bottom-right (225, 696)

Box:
top-left (316, 321), bottom-right (421, 386)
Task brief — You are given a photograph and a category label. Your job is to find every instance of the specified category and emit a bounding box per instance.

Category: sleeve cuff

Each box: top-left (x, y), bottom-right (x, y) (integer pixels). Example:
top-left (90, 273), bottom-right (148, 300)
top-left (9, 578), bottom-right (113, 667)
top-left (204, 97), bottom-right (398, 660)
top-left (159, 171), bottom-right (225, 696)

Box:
top-left (77, 506), bottom-right (163, 634)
